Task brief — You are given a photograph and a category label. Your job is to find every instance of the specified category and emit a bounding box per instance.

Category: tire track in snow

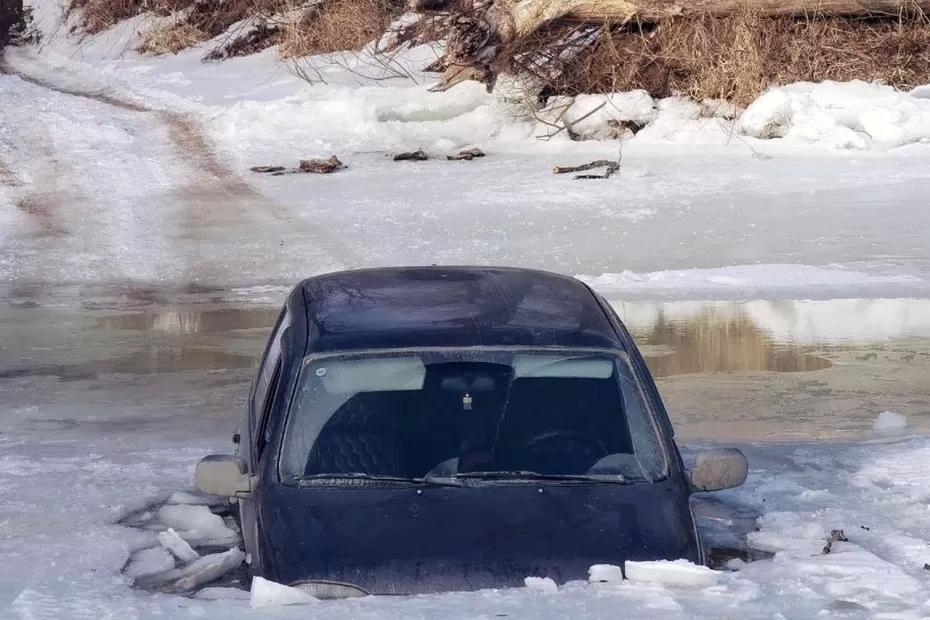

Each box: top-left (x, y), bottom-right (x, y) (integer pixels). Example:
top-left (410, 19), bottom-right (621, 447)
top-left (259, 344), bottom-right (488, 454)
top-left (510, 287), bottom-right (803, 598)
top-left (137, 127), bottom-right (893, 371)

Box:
top-left (1, 60), bottom-right (359, 291)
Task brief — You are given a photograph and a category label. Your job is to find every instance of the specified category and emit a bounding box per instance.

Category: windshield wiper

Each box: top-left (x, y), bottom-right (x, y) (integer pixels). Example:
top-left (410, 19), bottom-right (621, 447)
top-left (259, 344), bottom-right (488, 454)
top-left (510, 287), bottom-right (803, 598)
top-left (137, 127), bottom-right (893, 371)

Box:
top-left (292, 473), bottom-right (464, 487)
top-left (454, 471), bottom-right (626, 483)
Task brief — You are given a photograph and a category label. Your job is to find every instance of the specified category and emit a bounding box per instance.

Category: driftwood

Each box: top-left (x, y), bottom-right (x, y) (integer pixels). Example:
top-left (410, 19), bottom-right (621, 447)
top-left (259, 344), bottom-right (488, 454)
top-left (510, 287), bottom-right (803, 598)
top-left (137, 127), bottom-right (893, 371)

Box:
top-left (553, 159), bottom-right (619, 178)
top-left (251, 156), bottom-right (345, 176)
top-left (299, 155), bottom-right (344, 173)
top-left (394, 149), bottom-right (430, 161)
top-left (447, 147), bottom-right (486, 160)
top-left (413, 0), bottom-right (930, 89)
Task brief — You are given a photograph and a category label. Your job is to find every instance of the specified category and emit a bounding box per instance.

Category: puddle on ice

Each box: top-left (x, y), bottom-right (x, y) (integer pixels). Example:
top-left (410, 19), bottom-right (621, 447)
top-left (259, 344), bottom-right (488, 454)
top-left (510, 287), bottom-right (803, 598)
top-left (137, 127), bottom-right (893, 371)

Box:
top-left (611, 298), bottom-right (930, 377)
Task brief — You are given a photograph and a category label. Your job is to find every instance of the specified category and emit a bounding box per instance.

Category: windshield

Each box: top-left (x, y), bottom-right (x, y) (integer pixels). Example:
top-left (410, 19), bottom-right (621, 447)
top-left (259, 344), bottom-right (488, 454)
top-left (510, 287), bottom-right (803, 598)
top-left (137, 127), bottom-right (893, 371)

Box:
top-left (279, 348), bottom-right (667, 484)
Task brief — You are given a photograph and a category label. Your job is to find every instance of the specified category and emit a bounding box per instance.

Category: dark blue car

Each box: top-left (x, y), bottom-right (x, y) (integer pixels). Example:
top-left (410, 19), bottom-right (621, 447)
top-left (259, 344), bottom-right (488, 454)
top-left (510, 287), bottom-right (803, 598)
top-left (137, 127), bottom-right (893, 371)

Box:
top-left (195, 266), bottom-right (747, 597)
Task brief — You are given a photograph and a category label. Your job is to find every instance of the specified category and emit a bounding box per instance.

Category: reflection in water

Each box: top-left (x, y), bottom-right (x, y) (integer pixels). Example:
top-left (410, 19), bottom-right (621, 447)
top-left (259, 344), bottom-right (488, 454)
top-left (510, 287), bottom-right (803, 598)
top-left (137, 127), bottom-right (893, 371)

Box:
top-left (97, 308), bottom-right (280, 334)
top-left (618, 305), bottom-right (832, 378)
top-left (0, 349), bottom-right (255, 380)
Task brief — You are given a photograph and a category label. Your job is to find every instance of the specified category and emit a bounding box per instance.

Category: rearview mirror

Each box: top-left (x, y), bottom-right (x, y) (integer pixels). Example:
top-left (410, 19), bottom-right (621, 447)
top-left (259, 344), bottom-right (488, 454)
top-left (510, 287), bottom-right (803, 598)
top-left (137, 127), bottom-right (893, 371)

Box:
top-left (195, 454), bottom-right (253, 498)
top-left (688, 448), bottom-right (748, 492)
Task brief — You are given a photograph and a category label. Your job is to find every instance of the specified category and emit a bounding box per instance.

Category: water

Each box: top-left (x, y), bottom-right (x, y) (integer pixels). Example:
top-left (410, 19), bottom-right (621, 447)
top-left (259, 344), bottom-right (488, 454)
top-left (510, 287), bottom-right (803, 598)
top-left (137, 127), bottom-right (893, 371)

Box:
top-left (611, 298), bottom-right (930, 440)
top-left (1, 295), bottom-right (928, 441)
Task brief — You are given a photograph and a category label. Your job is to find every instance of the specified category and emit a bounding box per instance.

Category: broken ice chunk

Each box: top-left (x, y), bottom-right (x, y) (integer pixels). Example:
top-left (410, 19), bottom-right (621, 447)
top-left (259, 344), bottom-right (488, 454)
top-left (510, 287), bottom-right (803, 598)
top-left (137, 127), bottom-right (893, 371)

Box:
top-left (158, 527), bottom-right (200, 563)
top-left (125, 547), bottom-right (176, 579)
top-left (624, 560), bottom-right (719, 587)
top-left (167, 490), bottom-right (224, 506)
top-left (588, 564), bottom-right (624, 584)
top-left (157, 505), bottom-right (238, 545)
top-left (873, 411), bottom-right (907, 432)
top-left (250, 576), bottom-right (320, 608)
top-left (524, 576), bottom-right (558, 593)
top-left (171, 548), bottom-right (246, 592)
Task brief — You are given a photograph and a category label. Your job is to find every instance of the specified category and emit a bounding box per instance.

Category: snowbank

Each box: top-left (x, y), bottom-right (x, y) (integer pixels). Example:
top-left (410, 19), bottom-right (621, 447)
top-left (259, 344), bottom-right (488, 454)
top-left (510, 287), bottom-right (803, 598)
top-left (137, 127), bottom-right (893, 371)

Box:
top-left (740, 81), bottom-right (930, 149)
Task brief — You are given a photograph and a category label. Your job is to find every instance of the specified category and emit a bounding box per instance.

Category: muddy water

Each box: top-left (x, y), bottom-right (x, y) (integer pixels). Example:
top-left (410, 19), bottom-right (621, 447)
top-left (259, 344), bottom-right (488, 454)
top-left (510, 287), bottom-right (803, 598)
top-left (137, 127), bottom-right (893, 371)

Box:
top-left (1, 295), bottom-right (928, 441)
top-left (611, 298), bottom-right (930, 440)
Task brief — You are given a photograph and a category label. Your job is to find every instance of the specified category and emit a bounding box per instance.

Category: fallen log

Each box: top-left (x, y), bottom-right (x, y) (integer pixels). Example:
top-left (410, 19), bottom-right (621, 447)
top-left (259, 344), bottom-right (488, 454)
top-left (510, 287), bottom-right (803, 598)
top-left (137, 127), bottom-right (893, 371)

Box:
top-left (553, 159), bottom-right (619, 178)
top-left (415, 0), bottom-right (930, 90)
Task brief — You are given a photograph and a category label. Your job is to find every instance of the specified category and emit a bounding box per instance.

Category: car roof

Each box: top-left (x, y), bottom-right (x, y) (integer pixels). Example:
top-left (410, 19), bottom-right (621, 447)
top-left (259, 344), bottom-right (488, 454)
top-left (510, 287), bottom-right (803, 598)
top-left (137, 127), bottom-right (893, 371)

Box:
top-left (295, 266), bottom-right (624, 353)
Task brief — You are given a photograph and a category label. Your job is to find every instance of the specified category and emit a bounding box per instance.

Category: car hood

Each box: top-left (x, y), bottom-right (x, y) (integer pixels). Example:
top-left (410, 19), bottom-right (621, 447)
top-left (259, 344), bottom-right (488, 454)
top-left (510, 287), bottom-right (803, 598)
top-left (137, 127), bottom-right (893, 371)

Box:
top-left (256, 478), bottom-right (700, 594)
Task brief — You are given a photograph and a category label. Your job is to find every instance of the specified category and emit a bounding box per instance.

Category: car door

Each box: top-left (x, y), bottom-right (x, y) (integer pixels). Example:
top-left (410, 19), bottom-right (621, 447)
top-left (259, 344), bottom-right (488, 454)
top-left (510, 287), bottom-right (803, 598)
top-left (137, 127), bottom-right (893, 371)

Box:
top-left (239, 308), bottom-right (291, 568)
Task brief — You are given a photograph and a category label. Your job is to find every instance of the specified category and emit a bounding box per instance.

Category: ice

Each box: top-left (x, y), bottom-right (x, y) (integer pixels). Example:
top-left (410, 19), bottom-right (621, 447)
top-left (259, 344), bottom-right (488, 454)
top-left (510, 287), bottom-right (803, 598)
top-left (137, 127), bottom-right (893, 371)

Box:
top-left (157, 505), bottom-right (239, 546)
top-left (166, 491), bottom-right (223, 506)
top-left (873, 411), bottom-right (908, 432)
top-left (158, 527), bottom-right (200, 563)
top-left (580, 264), bottom-right (926, 301)
top-left (523, 576), bottom-right (558, 593)
top-left (624, 560), bottom-right (720, 588)
top-left (249, 576), bottom-right (320, 608)
top-left (171, 548), bottom-right (246, 593)
top-left (123, 547), bottom-right (176, 579)
top-left (740, 81), bottom-right (930, 148)
top-left (588, 564), bottom-right (624, 584)
top-left (194, 587), bottom-right (252, 601)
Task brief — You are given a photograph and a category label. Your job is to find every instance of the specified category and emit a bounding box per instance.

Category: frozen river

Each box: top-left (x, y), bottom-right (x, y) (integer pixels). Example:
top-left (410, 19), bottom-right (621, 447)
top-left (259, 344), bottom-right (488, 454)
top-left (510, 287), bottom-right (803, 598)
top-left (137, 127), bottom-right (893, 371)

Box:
top-left (3, 41), bottom-right (930, 619)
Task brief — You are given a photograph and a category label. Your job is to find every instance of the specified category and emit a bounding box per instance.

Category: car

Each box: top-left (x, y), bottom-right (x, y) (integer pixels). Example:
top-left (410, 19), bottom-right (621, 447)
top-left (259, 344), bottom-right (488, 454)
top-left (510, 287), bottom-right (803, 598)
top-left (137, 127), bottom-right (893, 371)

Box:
top-left (194, 266), bottom-right (748, 597)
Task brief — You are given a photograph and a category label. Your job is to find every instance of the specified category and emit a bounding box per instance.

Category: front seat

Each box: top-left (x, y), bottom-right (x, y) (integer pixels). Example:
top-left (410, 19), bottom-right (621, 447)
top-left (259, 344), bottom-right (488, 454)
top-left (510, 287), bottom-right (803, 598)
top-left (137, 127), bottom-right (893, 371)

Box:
top-left (304, 392), bottom-right (404, 477)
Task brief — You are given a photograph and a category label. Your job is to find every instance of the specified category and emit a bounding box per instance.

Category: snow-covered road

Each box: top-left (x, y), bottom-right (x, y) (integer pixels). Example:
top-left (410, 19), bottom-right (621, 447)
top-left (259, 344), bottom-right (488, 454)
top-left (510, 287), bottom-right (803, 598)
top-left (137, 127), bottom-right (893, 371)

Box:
top-left (0, 66), bottom-right (350, 293)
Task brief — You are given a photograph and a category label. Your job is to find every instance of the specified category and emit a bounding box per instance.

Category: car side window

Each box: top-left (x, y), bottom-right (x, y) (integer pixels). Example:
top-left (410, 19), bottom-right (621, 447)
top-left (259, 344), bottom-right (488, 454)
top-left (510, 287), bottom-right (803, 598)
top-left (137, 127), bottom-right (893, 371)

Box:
top-left (251, 309), bottom-right (291, 460)
top-left (255, 359), bottom-right (282, 461)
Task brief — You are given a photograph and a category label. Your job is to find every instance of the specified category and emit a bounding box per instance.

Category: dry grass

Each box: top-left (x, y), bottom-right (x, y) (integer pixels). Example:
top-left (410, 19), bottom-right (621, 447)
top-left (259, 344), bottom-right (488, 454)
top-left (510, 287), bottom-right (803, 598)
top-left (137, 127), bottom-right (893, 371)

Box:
top-left (277, 0), bottom-right (402, 58)
top-left (137, 19), bottom-right (210, 54)
top-left (68, 0), bottom-right (191, 34)
top-left (549, 12), bottom-right (930, 105)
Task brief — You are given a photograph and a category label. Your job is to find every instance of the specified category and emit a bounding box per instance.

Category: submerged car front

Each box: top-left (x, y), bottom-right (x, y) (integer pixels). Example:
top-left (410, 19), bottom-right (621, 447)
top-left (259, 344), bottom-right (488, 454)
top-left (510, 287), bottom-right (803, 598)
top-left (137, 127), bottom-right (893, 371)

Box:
top-left (252, 345), bottom-right (703, 594)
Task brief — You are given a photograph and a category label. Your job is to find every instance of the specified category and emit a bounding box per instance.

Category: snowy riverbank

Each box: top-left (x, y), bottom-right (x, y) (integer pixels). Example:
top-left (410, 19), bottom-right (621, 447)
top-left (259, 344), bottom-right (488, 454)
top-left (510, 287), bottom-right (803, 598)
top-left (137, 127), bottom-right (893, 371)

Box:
top-left (1, 0), bottom-right (929, 298)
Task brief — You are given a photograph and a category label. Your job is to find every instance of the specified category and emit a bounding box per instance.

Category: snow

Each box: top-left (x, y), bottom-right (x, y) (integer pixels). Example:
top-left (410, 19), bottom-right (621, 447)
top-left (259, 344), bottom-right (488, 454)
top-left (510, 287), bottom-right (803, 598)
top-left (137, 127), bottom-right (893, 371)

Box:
top-left (4, 22), bottom-right (930, 294)
top-left (157, 505), bottom-right (238, 546)
top-left (874, 411), bottom-right (908, 432)
top-left (124, 547), bottom-right (176, 579)
top-left (588, 564), bottom-right (624, 584)
top-left (624, 560), bottom-right (720, 588)
top-left (740, 81), bottom-right (930, 149)
top-left (158, 528), bottom-right (201, 563)
top-left (581, 264), bottom-right (928, 301)
top-left (613, 297), bottom-right (930, 344)
top-left (250, 577), bottom-right (320, 608)
top-left (523, 577), bottom-right (559, 593)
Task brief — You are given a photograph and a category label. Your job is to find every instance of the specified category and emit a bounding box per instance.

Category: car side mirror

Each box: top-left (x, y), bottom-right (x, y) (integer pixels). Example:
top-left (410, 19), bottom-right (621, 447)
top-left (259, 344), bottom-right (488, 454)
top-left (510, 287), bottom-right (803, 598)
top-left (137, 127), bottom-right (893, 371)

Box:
top-left (195, 454), bottom-right (253, 498)
top-left (688, 448), bottom-right (748, 492)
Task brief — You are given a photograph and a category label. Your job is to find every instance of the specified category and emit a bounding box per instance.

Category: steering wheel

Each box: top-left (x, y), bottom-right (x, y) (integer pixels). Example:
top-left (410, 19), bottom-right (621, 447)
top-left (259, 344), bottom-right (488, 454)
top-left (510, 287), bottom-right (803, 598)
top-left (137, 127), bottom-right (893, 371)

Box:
top-left (520, 431), bottom-right (608, 468)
